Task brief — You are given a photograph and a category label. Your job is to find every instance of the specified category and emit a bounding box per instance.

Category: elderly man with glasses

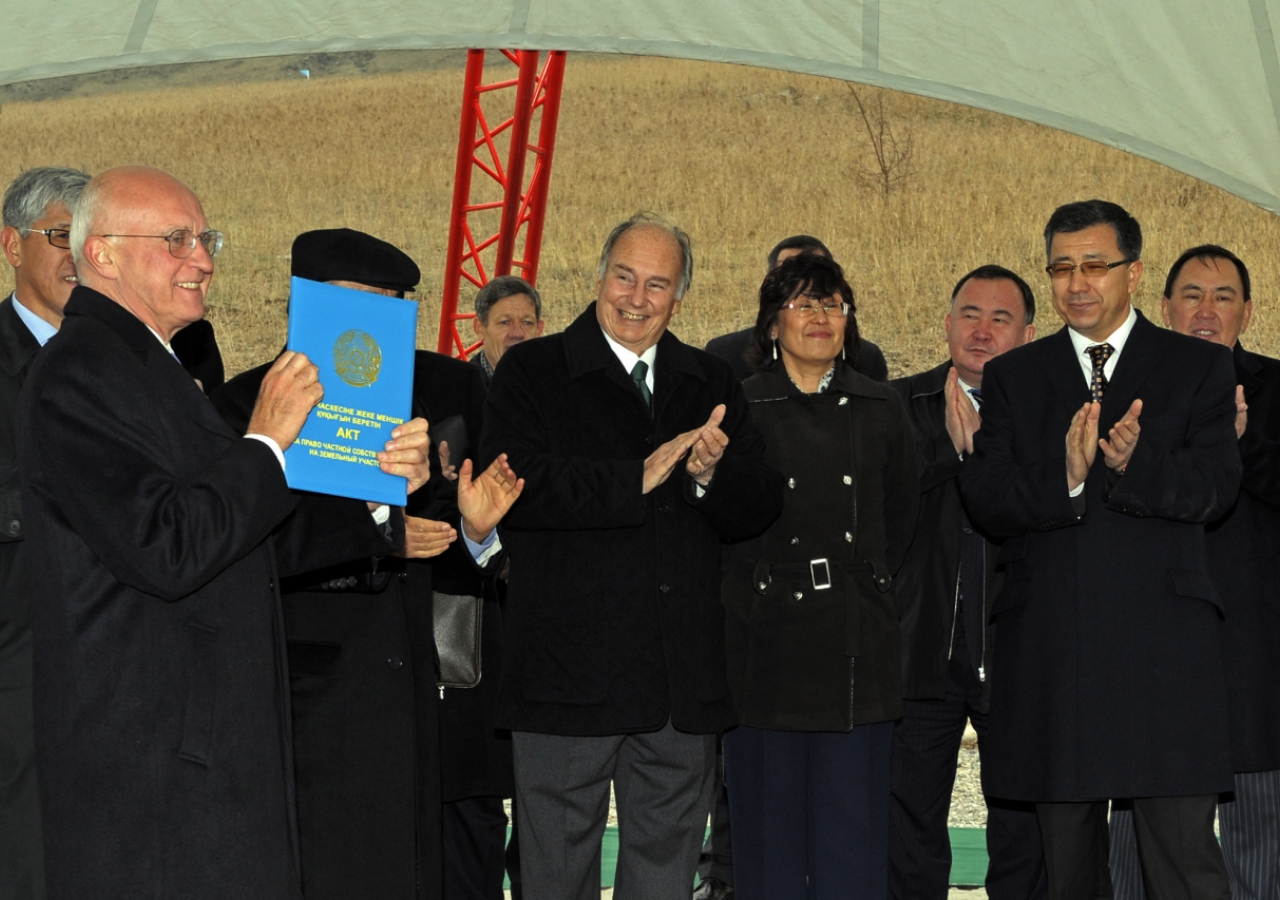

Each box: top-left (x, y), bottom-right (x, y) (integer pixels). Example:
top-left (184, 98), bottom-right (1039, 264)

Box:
top-left (0, 165), bottom-right (90, 900)
top-left (960, 200), bottom-right (1239, 900)
top-left (16, 166), bottom-right (434, 900)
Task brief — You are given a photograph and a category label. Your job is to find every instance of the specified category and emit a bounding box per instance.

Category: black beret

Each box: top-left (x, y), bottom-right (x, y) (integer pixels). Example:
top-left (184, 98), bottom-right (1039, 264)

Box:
top-left (291, 228), bottom-right (420, 293)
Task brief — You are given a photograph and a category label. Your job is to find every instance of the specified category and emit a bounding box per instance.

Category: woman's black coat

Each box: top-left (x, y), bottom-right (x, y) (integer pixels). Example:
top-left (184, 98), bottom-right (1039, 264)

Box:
top-left (723, 362), bottom-right (919, 731)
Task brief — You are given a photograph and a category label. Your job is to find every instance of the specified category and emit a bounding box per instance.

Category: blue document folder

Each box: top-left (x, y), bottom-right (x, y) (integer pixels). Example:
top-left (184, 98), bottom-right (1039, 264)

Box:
top-left (284, 277), bottom-right (418, 505)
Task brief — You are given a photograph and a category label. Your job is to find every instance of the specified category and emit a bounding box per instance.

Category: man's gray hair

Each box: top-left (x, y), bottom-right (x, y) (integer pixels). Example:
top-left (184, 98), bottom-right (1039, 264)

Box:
top-left (68, 175), bottom-right (111, 269)
top-left (2, 166), bottom-right (91, 233)
top-left (475, 275), bottom-right (543, 324)
top-left (595, 212), bottom-right (693, 301)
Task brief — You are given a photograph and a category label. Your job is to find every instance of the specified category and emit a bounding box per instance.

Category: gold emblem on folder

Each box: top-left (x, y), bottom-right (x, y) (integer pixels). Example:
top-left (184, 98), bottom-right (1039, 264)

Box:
top-left (333, 330), bottom-right (381, 387)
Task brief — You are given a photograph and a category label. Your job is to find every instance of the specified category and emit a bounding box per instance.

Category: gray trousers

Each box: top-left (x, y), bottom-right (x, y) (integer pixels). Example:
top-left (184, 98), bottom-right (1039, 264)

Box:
top-left (1111, 771), bottom-right (1280, 900)
top-left (512, 720), bottom-right (716, 900)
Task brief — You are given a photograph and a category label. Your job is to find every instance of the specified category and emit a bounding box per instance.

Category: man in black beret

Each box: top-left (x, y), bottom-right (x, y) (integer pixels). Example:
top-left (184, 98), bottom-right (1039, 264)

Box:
top-left (211, 228), bottom-right (522, 900)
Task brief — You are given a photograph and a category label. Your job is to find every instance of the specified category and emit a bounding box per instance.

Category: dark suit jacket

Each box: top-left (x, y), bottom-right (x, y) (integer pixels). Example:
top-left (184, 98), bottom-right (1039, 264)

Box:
top-left (960, 313), bottom-right (1240, 802)
top-left (481, 304), bottom-right (784, 736)
top-left (213, 349), bottom-right (499, 900)
top-left (890, 361), bottom-right (1002, 709)
top-left (1211, 343), bottom-right (1280, 773)
top-left (20, 287), bottom-right (392, 900)
top-left (704, 326), bottom-right (889, 383)
top-left (0, 295), bottom-right (43, 900)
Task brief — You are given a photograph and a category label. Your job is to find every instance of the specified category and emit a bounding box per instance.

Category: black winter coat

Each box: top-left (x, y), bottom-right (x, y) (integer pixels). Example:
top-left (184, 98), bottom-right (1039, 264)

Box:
top-left (889, 361), bottom-right (1002, 709)
top-left (722, 363), bottom-right (919, 731)
top-left (212, 349), bottom-right (502, 900)
top-left (20, 287), bottom-right (392, 900)
top-left (960, 315), bottom-right (1240, 801)
top-left (1211, 343), bottom-right (1280, 773)
top-left (481, 304), bottom-right (784, 736)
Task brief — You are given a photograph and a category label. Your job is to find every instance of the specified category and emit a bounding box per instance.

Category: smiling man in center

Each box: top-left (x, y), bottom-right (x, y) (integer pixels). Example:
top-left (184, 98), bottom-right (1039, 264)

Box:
top-left (479, 212), bottom-right (784, 900)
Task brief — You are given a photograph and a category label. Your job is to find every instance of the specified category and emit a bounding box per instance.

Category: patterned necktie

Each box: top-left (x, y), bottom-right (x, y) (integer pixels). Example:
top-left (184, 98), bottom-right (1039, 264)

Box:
top-left (631, 360), bottom-right (651, 407)
top-left (1086, 343), bottom-right (1114, 402)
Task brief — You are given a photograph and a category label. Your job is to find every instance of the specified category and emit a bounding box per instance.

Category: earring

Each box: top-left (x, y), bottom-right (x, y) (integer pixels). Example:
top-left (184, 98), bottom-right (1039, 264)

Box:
top-left (772, 339), bottom-right (778, 361)
top-left (841, 345), bottom-right (846, 361)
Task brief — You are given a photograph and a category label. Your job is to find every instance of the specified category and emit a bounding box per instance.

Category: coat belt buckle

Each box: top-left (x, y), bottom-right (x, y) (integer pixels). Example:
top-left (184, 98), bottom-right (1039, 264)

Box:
top-left (810, 558), bottom-right (832, 590)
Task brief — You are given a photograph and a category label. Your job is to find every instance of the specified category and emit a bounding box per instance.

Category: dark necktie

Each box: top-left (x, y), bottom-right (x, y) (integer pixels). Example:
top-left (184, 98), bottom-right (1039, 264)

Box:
top-left (1086, 343), bottom-right (1114, 402)
top-left (968, 387), bottom-right (983, 408)
top-left (631, 360), bottom-right (651, 407)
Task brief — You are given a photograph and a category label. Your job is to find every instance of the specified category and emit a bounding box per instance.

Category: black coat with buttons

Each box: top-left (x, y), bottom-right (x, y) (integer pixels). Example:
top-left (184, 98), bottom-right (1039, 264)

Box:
top-left (481, 304), bottom-right (784, 736)
top-left (213, 349), bottom-right (490, 900)
top-left (722, 362), bottom-right (919, 732)
top-left (960, 315), bottom-right (1240, 801)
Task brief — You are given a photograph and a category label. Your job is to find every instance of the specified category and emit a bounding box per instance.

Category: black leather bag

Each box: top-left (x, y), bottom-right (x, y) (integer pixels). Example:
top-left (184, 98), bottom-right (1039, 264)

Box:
top-left (433, 591), bottom-right (483, 689)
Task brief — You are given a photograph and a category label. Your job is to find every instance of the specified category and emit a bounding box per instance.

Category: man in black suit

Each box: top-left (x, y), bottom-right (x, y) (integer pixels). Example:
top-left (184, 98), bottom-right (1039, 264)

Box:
top-left (960, 200), bottom-right (1239, 900)
top-left (0, 165), bottom-right (89, 900)
top-left (19, 167), bottom-right (432, 899)
top-left (703, 235), bottom-right (889, 383)
top-left (212, 228), bottom-right (522, 900)
top-left (1108, 245), bottom-right (1280, 900)
top-left (480, 213), bottom-right (783, 900)
top-left (888, 265), bottom-right (1046, 900)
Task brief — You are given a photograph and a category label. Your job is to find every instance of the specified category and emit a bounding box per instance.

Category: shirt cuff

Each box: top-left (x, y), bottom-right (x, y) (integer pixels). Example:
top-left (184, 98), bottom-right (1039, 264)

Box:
top-left (463, 520), bottom-right (503, 567)
top-left (1068, 482), bottom-right (1084, 498)
top-left (245, 433), bottom-right (285, 471)
top-left (370, 504), bottom-right (390, 525)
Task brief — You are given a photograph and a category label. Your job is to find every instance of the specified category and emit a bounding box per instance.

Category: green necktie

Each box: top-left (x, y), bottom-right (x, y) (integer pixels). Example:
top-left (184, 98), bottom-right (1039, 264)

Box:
top-left (631, 360), bottom-right (651, 407)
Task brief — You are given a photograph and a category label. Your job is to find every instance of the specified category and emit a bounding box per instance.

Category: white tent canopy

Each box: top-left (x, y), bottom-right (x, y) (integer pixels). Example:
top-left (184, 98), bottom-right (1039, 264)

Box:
top-left (5, 0), bottom-right (1279, 214)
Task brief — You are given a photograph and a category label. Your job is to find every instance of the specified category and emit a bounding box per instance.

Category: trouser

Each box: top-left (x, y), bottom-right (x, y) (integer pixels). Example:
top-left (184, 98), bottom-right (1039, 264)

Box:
top-left (889, 625), bottom-right (1046, 900)
top-left (696, 737), bottom-right (734, 886)
top-left (442, 796), bottom-right (520, 900)
top-left (1111, 769), bottom-right (1280, 900)
top-left (1038, 795), bottom-right (1228, 900)
top-left (724, 721), bottom-right (894, 900)
top-left (512, 720), bottom-right (715, 900)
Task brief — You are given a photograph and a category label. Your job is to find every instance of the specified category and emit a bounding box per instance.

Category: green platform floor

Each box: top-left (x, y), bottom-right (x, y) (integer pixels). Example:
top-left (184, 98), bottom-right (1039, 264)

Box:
top-left (504, 826), bottom-right (989, 889)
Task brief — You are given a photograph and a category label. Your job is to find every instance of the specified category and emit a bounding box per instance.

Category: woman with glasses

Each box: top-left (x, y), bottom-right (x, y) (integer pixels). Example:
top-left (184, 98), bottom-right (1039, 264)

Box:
top-left (721, 253), bottom-right (919, 900)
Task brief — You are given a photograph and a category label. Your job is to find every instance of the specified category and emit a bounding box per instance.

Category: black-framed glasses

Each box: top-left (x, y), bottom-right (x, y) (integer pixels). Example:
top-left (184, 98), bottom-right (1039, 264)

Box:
top-left (99, 229), bottom-right (224, 259)
top-left (1045, 259), bottom-right (1129, 280)
top-left (28, 228), bottom-right (71, 249)
top-left (781, 299), bottom-right (850, 318)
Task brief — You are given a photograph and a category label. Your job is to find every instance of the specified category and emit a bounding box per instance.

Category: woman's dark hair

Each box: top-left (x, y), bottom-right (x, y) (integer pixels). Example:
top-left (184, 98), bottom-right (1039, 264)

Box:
top-left (748, 254), bottom-right (860, 372)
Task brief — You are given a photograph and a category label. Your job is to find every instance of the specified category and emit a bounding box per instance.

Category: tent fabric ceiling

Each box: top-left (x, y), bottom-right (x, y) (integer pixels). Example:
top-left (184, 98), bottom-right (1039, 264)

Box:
top-left (4, 0), bottom-right (1279, 214)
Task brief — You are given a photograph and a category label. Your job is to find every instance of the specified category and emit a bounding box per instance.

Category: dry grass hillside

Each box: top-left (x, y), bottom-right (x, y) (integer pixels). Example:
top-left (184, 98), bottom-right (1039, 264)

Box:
top-left (2, 52), bottom-right (1278, 378)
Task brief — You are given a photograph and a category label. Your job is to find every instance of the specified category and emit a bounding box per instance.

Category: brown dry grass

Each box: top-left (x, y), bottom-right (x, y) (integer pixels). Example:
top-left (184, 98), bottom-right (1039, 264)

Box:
top-left (2, 52), bottom-right (1278, 378)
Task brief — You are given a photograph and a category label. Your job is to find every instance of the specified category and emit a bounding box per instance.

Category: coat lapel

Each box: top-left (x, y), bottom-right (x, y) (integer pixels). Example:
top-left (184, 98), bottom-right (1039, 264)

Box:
top-left (1042, 327), bottom-right (1091, 411)
top-left (0, 295), bottom-right (42, 380)
top-left (1099, 313), bottom-right (1162, 423)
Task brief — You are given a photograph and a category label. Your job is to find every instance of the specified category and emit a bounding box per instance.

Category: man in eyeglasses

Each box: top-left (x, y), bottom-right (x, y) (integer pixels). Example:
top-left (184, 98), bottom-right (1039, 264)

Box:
top-left (0, 165), bottom-right (89, 900)
top-left (960, 200), bottom-right (1239, 899)
top-left (16, 166), bottom-right (433, 900)
top-left (887, 265), bottom-right (1045, 900)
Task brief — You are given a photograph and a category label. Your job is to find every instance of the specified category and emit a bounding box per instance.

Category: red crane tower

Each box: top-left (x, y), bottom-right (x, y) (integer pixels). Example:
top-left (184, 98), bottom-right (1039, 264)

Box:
top-left (436, 49), bottom-right (567, 358)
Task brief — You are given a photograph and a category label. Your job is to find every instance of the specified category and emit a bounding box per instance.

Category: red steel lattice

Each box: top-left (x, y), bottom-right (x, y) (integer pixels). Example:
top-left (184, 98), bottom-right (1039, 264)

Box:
top-left (436, 48), bottom-right (566, 358)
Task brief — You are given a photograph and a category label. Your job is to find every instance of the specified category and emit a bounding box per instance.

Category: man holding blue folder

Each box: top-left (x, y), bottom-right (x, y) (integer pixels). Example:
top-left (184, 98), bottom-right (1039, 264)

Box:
top-left (19, 166), bottom-right (434, 900)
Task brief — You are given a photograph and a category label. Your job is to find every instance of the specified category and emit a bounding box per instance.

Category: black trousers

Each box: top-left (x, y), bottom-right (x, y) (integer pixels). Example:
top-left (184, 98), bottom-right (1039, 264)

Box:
top-left (696, 737), bottom-right (734, 887)
top-left (889, 617), bottom-right (1046, 900)
top-left (442, 797), bottom-right (520, 900)
top-left (1038, 795), bottom-right (1229, 900)
top-left (0, 631), bottom-right (44, 900)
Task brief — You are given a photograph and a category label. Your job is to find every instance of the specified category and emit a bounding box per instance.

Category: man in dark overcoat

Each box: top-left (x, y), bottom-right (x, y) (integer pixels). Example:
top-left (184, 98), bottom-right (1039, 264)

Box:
top-left (960, 200), bottom-right (1240, 900)
top-left (0, 165), bottom-right (89, 900)
top-left (19, 167), bottom-right (430, 900)
top-left (888, 265), bottom-right (1046, 900)
top-left (212, 228), bottom-right (519, 900)
top-left (1109, 245), bottom-right (1280, 900)
top-left (480, 213), bottom-right (784, 900)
